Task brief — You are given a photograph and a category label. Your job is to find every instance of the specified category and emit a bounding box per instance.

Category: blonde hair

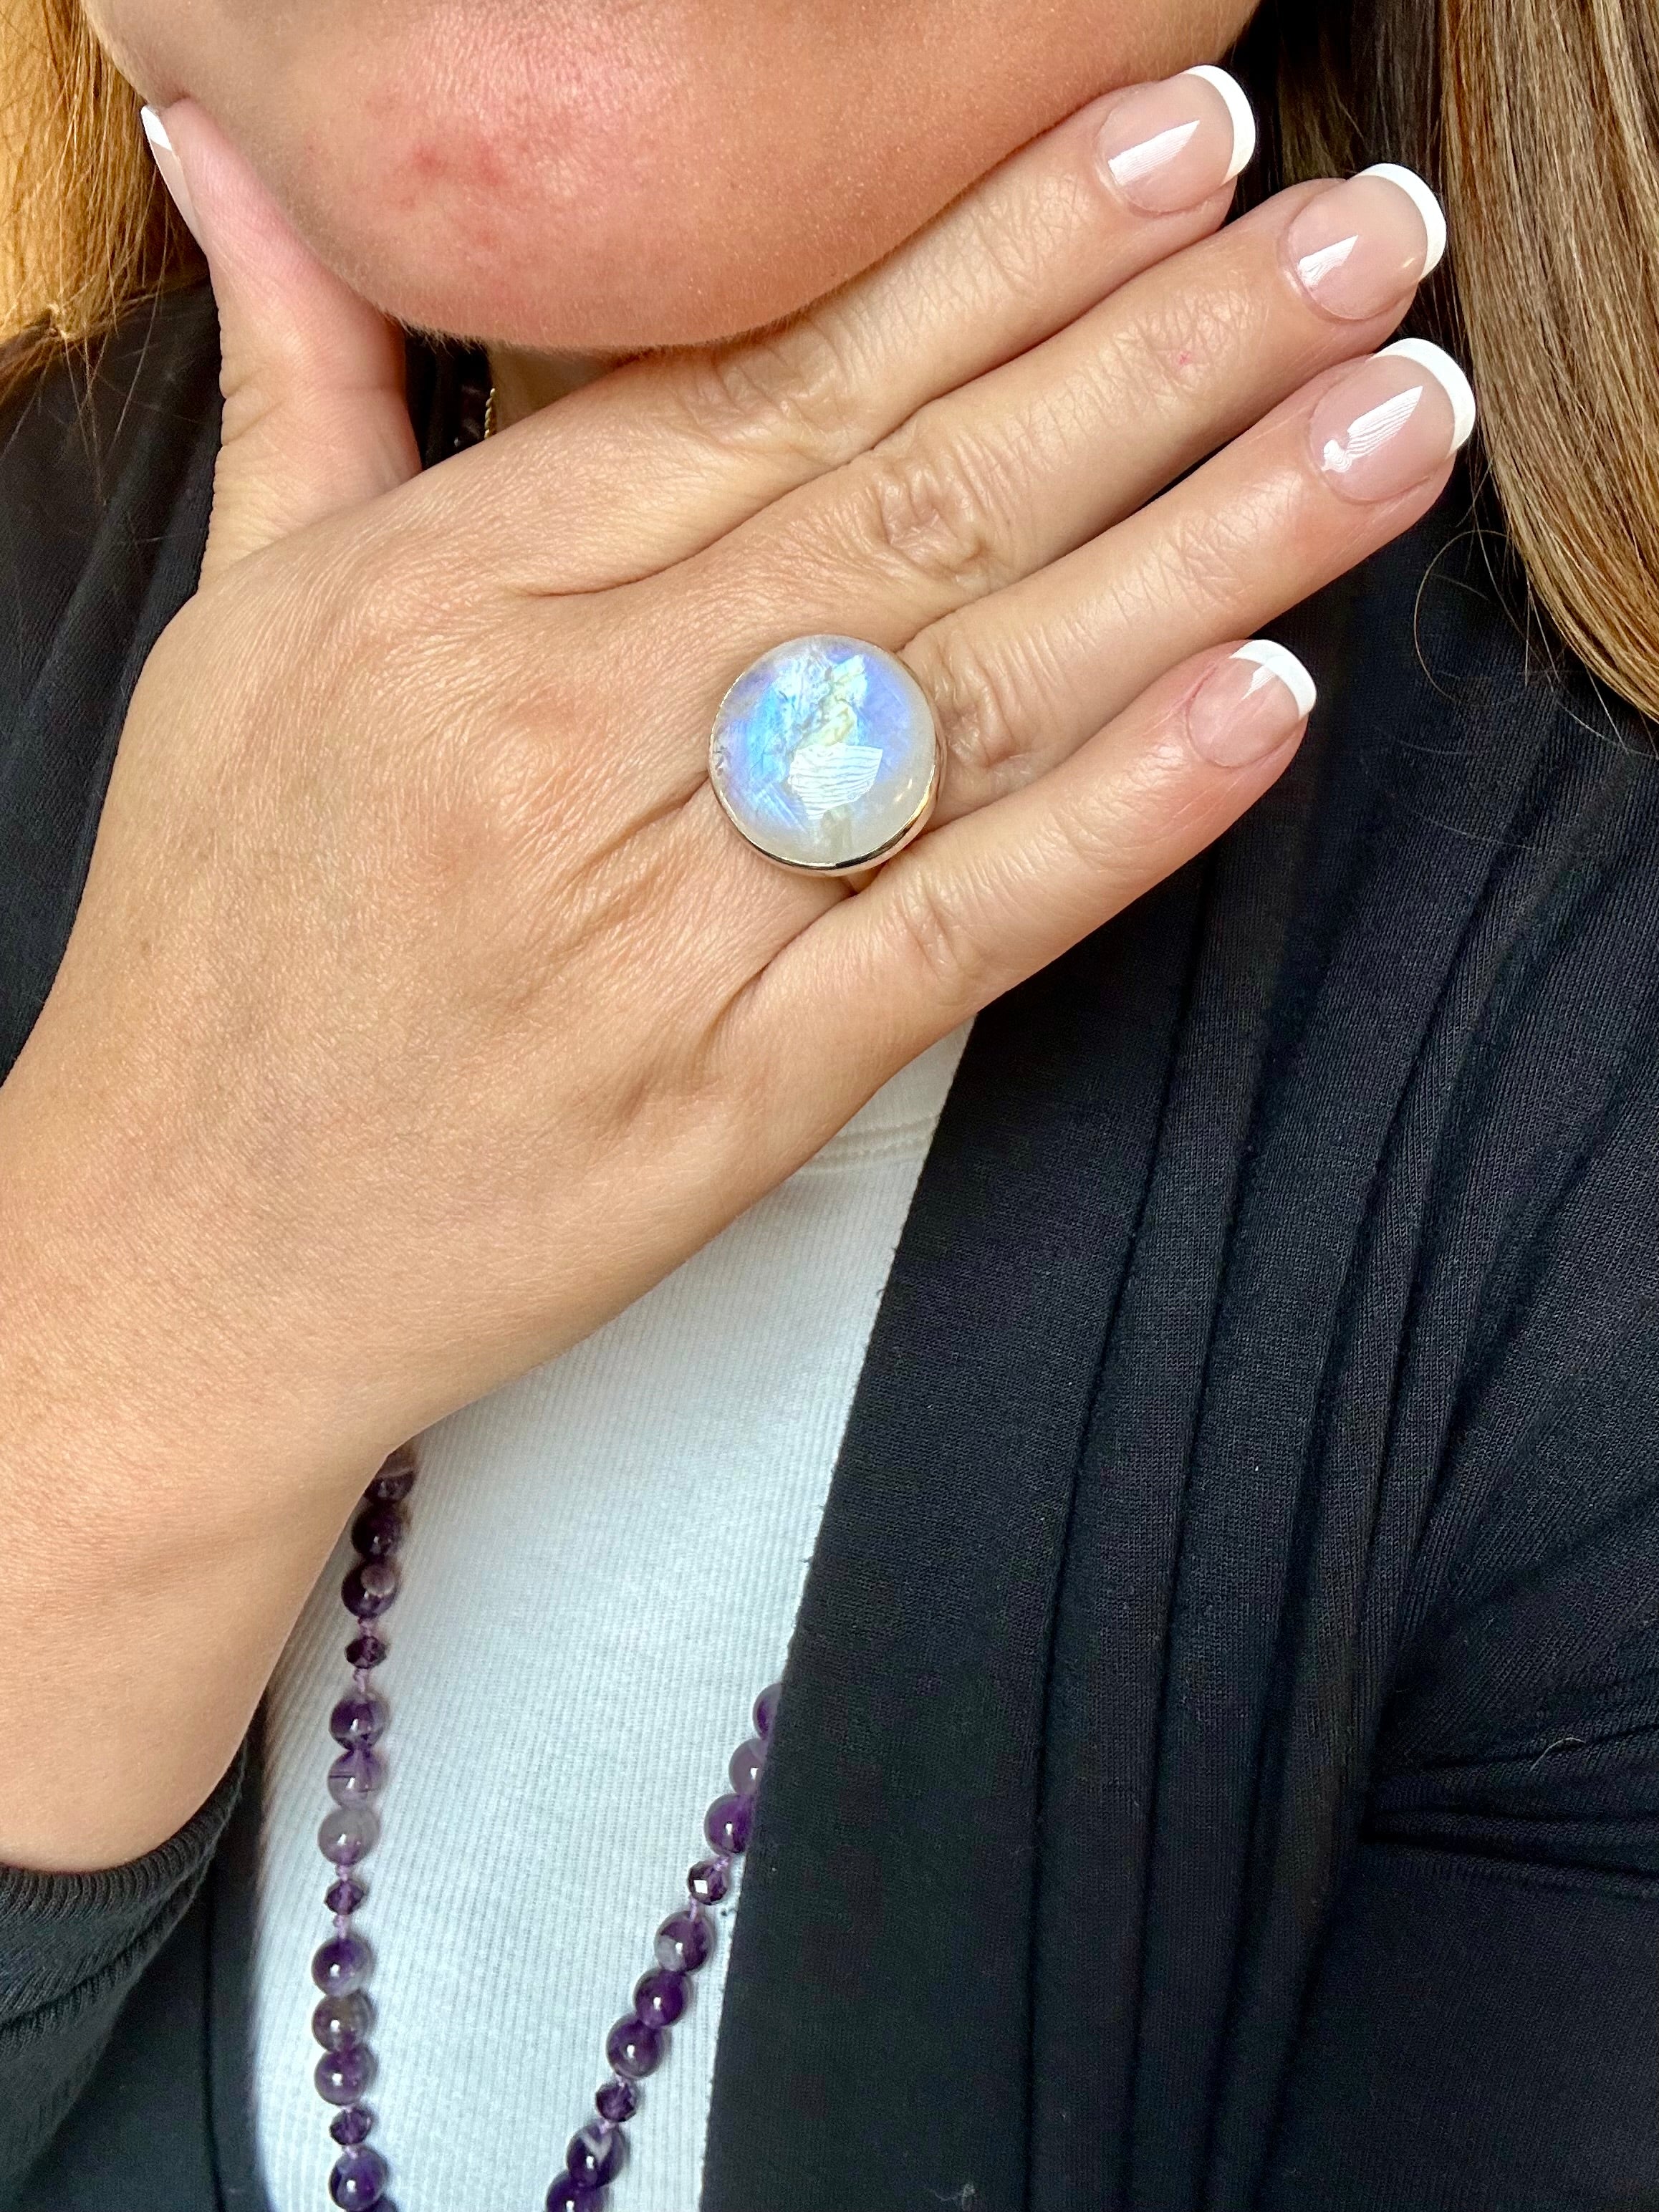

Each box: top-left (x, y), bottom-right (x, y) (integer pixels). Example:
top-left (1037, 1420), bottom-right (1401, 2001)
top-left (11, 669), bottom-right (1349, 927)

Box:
top-left (4, 0), bottom-right (1659, 719)
top-left (1, 0), bottom-right (198, 394)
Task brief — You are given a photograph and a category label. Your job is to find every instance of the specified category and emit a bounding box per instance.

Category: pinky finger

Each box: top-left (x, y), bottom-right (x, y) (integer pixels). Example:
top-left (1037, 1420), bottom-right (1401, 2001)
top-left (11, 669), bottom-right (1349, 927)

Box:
top-left (755, 638), bottom-right (1313, 1097)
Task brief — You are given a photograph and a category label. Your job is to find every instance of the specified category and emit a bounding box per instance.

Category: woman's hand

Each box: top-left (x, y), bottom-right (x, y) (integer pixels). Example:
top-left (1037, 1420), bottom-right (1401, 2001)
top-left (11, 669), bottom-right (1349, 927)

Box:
top-left (0, 69), bottom-right (1466, 1865)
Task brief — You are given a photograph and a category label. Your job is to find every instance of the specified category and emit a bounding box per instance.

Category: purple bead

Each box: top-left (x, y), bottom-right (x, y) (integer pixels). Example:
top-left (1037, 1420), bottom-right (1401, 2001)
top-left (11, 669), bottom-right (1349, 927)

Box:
top-left (370, 1446), bottom-right (416, 1501)
top-left (703, 1792), bottom-right (752, 1858)
top-left (633, 1966), bottom-right (688, 2029)
top-left (318, 1804), bottom-right (380, 1867)
top-left (345, 1632), bottom-right (388, 1671)
top-left (654, 1906), bottom-right (713, 1975)
top-left (728, 1737), bottom-right (766, 1797)
top-left (330, 1693), bottom-right (388, 1748)
top-left (566, 2122), bottom-right (627, 2187)
top-left (688, 1855), bottom-right (732, 1905)
top-left (328, 1746), bottom-right (385, 1805)
top-left (351, 1504), bottom-right (404, 1560)
top-left (329, 2145), bottom-right (389, 2208)
top-left (342, 1560), bottom-right (399, 1620)
top-left (314, 2043), bottom-right (378, 2105)
top-left (753, 1682), bottom-right (780, 1740)
top-left (544, 2175), bottom-right (603, 2212)
top-left (312, 1991), bottom-right (375, 2051)
top-left (605, 2012), bottom-right (665, 2081)
top-left (324, 1875), bottom-right (368, 1915)
top-left (330, 2106), bottom-right (375, 2147)
top-left (312, 1935), bottom-right (372, 1996)
top-left (594, 2075), bottom-right (638, 2125)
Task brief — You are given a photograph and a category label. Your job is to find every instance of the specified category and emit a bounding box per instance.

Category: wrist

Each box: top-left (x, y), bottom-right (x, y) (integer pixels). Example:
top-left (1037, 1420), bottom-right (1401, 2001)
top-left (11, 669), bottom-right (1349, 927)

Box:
top-left (0, 1020), bottom-right (398, 1525)
top-left (0, 1060), bottom-right (400, 1867)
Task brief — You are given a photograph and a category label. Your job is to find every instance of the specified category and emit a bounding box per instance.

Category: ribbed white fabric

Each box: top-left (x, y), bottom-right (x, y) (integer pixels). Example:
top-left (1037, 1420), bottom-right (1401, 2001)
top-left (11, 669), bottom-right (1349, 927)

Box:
top-left (252, 1024), bottom-right (970, 2212)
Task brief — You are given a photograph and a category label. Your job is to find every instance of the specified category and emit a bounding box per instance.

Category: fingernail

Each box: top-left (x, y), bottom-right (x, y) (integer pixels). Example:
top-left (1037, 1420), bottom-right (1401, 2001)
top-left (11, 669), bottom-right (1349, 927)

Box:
top-left (1309, 339), bottom-right (1476, 502)
top-left (141, 105), bottom-right (202, 245)
top-left (1188, 640), bottom-right (1316, 766)
top-left (1284, 163), bottom-right (1446, 321)
top-left (1095, 64), bottom-right (1254, 215)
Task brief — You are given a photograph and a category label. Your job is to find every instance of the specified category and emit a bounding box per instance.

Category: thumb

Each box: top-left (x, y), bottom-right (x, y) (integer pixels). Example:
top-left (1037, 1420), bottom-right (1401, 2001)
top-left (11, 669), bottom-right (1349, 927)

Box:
top-left (143, 100), bottom-right (422, 582)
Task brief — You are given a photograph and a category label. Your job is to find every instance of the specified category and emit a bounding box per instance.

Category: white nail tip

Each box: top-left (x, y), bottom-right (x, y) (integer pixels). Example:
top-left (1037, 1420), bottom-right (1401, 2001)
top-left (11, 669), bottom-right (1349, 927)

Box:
top-left (140, 105), bottom-right (173, 155)
top-left (1181, 64), bottom-right (1256, 182)
top-left (1231, 640), bottom-right (1317, 718)
top-left (1377, 337), bottom-right (1478, 449)
top-left (1359, 162), bottom-right (1448, 276)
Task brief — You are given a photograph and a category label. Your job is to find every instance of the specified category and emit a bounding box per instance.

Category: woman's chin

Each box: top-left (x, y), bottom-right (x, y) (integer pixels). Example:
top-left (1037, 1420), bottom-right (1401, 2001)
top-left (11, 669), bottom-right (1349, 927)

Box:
top-left (108, 0), bottom-right (1254, 351)
top-left (292, 168), bottom-right (946, 356)
top-left (258, 52), bottom-right (1030, 353)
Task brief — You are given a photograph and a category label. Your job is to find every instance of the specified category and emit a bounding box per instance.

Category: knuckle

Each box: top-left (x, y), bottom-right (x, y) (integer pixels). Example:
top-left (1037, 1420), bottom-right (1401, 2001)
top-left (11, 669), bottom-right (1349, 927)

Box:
top-left (316, 524), bottom-right (461, 670)
top-left (427, 705), bottom-right (561, 894)
top-left (414, 704), bottom-right (627, 1006)
top-left (678, 317), bottom-right (865, 474)
top-left (357, 627), bottom-right (569, 909)
top-left (916, 624), bottom-right (1057, 793)
top-left (330, 547), bottom-right (421, 660)
top-left (275, 547), bottom-right (418, 731)
top-left (885, 867), bottom-right (995, 1008)
top-left (855, 423), bottom-right (1019, 598)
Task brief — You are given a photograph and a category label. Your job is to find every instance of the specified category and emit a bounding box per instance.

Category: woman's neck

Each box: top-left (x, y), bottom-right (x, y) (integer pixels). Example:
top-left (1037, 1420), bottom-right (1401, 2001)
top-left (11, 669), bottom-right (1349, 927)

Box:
top-left (486, 347), bottom-right (618, 428)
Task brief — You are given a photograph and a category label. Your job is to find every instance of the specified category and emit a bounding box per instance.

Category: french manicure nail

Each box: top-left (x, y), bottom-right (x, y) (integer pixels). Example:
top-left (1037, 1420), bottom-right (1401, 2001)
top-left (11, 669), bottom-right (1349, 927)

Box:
top-left (1188, 640), bottom-right (1316, 766)
top-left (1309, 339), bottom-right (1476, 502)
top-left (140, 105), bottom-right (202, 244)
top-left (1284, 163), bottom-right (1446, 321)
top-left (1095, 64), bottom-right (1254, 216)
top-left (1360, 165), bottom-right (1446, 271)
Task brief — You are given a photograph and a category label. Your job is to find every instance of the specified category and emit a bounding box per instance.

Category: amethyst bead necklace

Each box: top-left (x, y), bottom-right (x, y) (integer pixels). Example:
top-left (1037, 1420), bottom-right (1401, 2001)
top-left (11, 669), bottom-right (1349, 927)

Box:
top-left (309, 1442), bottom-right (779, 2212)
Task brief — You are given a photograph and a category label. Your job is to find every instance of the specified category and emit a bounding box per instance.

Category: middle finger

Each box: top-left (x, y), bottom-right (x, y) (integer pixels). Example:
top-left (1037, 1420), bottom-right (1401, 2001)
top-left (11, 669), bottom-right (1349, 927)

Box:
top-left (696, 163), bottom-right (1446, 653)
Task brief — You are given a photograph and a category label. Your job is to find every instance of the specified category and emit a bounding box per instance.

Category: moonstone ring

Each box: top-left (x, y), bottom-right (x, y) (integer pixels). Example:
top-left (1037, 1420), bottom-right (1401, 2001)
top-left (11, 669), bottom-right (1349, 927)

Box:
top-left (708, 634), bottom-right (941, 874)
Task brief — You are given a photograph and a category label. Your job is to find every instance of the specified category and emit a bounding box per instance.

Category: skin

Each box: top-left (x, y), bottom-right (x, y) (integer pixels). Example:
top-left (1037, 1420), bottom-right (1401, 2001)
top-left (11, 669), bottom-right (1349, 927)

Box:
top-left (85, 0), bottom-right (1256, 348)
top-left (0, 1), bottom-right (1463, 1871)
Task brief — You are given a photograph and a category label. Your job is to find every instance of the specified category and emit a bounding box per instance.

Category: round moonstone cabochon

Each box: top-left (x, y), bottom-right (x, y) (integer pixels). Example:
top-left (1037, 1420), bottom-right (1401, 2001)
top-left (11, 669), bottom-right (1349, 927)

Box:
top-left (709, 634), bottom-right (939, 872)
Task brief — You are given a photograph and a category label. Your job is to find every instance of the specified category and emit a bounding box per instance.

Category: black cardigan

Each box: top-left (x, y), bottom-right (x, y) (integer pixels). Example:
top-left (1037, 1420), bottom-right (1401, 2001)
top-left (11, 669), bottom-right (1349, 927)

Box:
top-left (3, 289), bottom-right (1658, 2212)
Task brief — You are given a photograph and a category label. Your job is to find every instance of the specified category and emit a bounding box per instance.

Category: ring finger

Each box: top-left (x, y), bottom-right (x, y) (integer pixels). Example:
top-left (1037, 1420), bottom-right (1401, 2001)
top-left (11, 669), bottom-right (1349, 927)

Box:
top-left (583, 333), bottom-right (1471, 997)
top-left (607, 160), bottom-right (1446, 827)
top-left (671, 331), bottom-right (1471, 957)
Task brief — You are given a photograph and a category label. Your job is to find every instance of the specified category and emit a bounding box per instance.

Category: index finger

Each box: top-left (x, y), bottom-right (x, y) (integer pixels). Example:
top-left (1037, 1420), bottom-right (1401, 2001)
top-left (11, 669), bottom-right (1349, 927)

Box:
top-left (468, 66), bottom-right (1256, 590)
